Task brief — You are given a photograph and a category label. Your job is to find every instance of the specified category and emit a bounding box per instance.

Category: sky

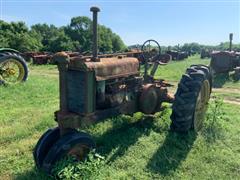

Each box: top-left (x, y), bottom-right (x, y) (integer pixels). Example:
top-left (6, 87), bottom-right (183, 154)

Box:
top-left (0, 0), bottom-right (240, 46)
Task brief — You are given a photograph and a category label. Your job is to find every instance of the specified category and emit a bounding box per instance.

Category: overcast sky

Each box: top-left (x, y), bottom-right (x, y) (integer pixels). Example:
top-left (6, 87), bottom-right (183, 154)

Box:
top-left (1, 0), bottom-right (240, 46)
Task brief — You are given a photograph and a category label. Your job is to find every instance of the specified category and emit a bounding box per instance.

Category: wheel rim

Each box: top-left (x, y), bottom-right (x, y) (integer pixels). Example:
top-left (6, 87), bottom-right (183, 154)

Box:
top-left (67, 144), bottom-right (90, 161)
top-left (0, 59), bottom-right (25, 84)
top-left (193, 80), bottom-right (210, 131)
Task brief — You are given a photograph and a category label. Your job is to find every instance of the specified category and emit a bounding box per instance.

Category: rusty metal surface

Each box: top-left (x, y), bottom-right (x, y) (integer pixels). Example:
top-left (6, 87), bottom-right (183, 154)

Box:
top-left (69, 57), bottom-right (140, 80)
top-left (139, 84), bottom-right (158, 114)
top-left (90, 7), bottom-right (100, 61)
top-left (53, 6), bottom-right (176, 132)
top-left (210, 51), bottom-right (240, 73)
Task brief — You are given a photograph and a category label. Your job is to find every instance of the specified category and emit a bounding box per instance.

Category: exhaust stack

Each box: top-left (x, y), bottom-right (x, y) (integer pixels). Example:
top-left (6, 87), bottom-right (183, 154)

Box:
top-left (90, 6), bottom-right (100, 61)
top-left (229, 33), bottom-right (233, 51)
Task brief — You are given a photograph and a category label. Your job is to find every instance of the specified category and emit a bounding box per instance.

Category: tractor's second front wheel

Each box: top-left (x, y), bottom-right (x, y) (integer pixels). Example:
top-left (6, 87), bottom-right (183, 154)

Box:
top-left (42, 131), bottom-right (96, 173)
top-left (170, 65), bottom-right (212, 132)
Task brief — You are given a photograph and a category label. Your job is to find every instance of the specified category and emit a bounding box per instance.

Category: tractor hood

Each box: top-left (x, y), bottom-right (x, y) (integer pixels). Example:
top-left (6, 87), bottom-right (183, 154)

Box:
top-left (68, 57), bottom-right (140, 81)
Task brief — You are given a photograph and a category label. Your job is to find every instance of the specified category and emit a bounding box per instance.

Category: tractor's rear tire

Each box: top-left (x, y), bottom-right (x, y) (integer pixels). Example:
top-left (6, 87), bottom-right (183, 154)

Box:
top-left (170, 65), bottom-right (212, 133)
top-left (42, 131), bottom-right (96, 173)
top-left (0, 52), bottom-right (28, 84)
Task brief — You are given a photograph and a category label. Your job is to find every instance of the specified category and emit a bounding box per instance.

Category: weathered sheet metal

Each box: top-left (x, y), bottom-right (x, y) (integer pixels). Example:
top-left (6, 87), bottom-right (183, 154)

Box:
top-left (210, 51), bottom-right (240, 73)
top-left (69, 57), bottom-right (139, 80)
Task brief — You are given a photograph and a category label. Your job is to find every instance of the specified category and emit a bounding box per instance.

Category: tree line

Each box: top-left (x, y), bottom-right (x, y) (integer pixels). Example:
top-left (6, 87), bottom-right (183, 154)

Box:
top-left (1, 17), bottom-right (239, 54)
top-left (0, 16), bottom-right (126, 53)
top-left (129, 42), bottom-right (240, 54)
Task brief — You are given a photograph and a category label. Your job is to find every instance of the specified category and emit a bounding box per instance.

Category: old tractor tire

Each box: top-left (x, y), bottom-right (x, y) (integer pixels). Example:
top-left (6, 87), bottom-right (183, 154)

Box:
top-left (33, 127), bottom-right (78, 169)
top-left (42, 131), bottom-right (96, 173)
top-left (33, 127), bottom-right (60, 169)
top-left (190, 64), bottom-right (213, 94)
top-left (170, 65), bottom-right (212, 133)
top-left (0, 52), bottom-right (28, 84)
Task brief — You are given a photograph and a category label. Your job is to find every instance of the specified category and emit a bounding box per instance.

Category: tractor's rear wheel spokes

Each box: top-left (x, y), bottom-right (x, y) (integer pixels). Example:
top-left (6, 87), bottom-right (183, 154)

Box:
top-left (0, 59), bottom-right (24, 83)
top-left (0, 53), bottom-right (28, 84)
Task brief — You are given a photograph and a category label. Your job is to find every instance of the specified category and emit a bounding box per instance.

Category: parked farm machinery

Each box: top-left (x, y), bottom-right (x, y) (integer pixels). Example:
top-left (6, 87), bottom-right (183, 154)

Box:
top-left (200, 49), bottom-right (211, 59)
top-left (34, 7), bottom-right (212, 174)
top-left (0, 48), bottom-right (28, 84)
top-left (210, 33), bottom-right (240, 80)
top-left (166, 50), bottom-right (188, 61)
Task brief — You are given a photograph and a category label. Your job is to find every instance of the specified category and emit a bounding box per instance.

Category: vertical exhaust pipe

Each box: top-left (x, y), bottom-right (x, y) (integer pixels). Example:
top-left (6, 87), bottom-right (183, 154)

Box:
top-left (229, 33), bottom-right (233, 51)
top-left (90, 6), bottom-right (100, 61)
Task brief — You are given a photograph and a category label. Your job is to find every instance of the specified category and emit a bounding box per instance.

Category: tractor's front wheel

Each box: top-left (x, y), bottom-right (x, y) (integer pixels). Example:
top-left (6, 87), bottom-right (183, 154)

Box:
top-left (33, 127), bottom-right (61, 169)
top-left (42, 131), bottom-right (96, 173)
top-left (170, 65), bottom-right (212, 132)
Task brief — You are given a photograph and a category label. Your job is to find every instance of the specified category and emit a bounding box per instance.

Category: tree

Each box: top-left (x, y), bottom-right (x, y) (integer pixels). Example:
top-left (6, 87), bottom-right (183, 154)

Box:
top-left (111, 33), bottom-right (126, 52)
top-left (64, 16), bottom-right (92, 52)
top-left (0, 21), bottom-right (42, 52)
top-left (48, 31), bottom-right (75, 52)
top-left (0, 17), bottom-right (127, 53)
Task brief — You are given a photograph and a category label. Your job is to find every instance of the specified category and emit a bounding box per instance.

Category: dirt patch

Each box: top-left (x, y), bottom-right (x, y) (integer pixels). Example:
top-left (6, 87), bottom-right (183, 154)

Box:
top-left (223, 99), bottom-right (240, 106)
top-left (213, 88), bottom-right (240, 94)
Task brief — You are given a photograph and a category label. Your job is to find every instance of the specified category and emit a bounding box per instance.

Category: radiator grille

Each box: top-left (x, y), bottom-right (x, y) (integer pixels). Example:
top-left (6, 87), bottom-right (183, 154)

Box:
top-left (67, 70), bottom-right (95, 114)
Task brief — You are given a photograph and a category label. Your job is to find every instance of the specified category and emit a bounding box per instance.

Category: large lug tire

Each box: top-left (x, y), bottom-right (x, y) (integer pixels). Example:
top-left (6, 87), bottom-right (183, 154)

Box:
top-left (170, 65), bottom-right (212, 133)
top-left (0, 52), bottom-right (28, 84)
top-left (190, 64), bottom-right (213, 94)
top-left (42, 131), bottom-right (96, 174)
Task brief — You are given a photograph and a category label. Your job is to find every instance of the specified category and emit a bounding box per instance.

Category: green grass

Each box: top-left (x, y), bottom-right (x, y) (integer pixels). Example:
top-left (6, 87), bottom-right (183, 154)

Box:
top-left (155, 55), bottom-right (210, 82)
top-left (0, 55), bottom-right (239, 179)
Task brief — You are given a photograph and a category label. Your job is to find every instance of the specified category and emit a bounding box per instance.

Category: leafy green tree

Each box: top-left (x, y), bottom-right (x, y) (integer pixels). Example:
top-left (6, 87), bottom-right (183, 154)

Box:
top-left (111, 33), bottom-right (126, 52)
top-left (98, 25), bottom-right (113, 53)
top-left (0, 21), bottom-right (42, 52)
top-left (64, 16), bottom-right (92, 52)
top-left (48, 31), bottom-right (75, 52)
top-left (0, 17), bottom-right (126, 53)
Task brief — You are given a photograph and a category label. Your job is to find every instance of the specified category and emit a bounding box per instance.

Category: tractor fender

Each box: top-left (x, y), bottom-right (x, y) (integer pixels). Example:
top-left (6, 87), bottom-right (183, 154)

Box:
top-left (0, 48), bottom-right (20, 54)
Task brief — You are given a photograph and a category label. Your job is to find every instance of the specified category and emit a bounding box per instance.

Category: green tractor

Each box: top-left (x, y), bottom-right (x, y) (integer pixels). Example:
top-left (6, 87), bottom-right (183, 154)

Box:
top-left (33, 7), bottom-right (212, 174)
top-left (0, 48), bottom-right (29, 84)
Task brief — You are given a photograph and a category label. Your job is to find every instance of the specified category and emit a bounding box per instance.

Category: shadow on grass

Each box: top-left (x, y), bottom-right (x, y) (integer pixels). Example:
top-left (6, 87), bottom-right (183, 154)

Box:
top-left (14, 115), bottom-right (156, 180)
top-left (146, 131), bottom-right (196, 175)
top-left (95, 116), bottom-right (155, 163)
top-left (14, 168), bottom-right (51, 180)
top-left (213, 73), bottom-right (229, 88)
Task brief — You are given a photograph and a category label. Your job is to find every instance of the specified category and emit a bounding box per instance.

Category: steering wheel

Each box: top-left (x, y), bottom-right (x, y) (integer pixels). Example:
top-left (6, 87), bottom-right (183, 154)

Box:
top-left (141, 39), bottom-right (161, 63)
top-left (141, 39), bottom-right (161, 81)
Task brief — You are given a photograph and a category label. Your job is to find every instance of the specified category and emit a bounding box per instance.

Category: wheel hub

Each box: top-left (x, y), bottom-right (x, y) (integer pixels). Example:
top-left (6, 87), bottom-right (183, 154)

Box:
top-left (0, 59), bottom-right (25, 84)
top-left (193, 80), bottom-right (210, 131)
top-left (67, 144), bottom-right (90, 161)
top-left (6, 68), bottom-right (16, 75)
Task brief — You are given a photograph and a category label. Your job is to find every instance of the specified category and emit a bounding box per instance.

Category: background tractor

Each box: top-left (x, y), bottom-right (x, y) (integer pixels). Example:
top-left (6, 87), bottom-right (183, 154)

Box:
top-left (0, 48), bottom-right (28, 84)
top-left (210, 33), bottom-right (240, 79)
top-left (33, 7), bottom-right (212, 174)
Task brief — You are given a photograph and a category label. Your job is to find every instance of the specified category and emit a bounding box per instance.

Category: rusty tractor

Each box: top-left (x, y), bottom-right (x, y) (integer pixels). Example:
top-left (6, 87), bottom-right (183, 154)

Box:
top-left (33, 7), bottom-right (212, 173)
top-left (166, 50), bottom-right (188, 61)
top-left (200, 49), bottom-right (211, 59)
top-left (210, 33), bottom-right (240, 80)
top-left (0, 48), bottom-right (28, 84)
